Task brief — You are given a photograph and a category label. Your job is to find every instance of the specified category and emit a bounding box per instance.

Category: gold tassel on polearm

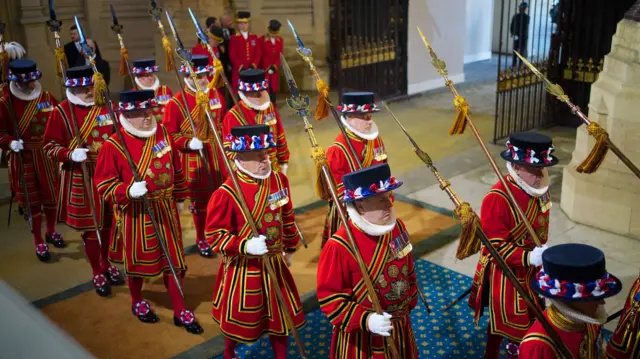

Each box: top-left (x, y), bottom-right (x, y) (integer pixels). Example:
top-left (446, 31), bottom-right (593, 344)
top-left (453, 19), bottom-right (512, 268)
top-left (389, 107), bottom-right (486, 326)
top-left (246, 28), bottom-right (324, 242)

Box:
top-left (315, 78), bottom-right (330, 121)
top-left (119, 47), bottom-right (130, 76)
top-left (161, 36), bottom-right (174, 71)
top-left (210, 57), bottom-right (225, 89)
top-left (54, 47), bottom-right (68, 79)
top-left (453, 202), bottom-right (482, 259)
top-left (449, 95), bottom-right (470, 135)
top-left (312, 146), bottom-right (332, 200)
top-left (92, 70), bottom-right (108, 106)
top-left (576, 122), bottom-right (610, 174)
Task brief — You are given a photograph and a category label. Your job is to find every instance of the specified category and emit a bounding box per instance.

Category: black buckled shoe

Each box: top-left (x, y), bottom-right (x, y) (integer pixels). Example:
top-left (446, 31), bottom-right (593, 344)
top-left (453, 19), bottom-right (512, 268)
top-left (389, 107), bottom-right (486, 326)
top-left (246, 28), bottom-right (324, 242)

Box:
top-left (105, 265), bottom-right (125, 286)
top-left (92, 274), bottom-right (111, 297)
top-left (174, 310), bottom-right (204, 334)
top-left (35, 243), bottom-right (51, 262)
top-left (132, 301), bottom-right (159, 324)
top-left (45, 232), bottom-right (65, 248)
top-left (197, 240), bottom-right (214, 258)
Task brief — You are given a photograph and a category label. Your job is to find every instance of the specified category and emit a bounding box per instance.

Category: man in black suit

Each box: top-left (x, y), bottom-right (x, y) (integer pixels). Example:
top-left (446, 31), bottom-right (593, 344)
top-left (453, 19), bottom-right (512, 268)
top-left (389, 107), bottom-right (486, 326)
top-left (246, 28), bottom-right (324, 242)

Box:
top-left (63, 25), bottom-right (84, 67)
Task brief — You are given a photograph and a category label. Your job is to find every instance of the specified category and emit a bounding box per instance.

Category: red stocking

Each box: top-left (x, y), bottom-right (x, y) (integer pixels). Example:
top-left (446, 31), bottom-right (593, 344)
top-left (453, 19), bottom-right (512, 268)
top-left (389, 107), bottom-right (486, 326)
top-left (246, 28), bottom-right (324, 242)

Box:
top-left (127, 276), bottom-right (144, 305)
top-left (223, 337), bottom-right (237, 359)
top-left (31, 212), bottom-right (44, 246)
top-left (164, 271), bottom-right (185, 316)
top-left (83, 232), bottom-right (103, 276)
top-left (99, 229), bottom-right (111, 272)
top-left (269, 335), bottom-right (289, 359)
top-left (43, 207), bottom-right (57, 235)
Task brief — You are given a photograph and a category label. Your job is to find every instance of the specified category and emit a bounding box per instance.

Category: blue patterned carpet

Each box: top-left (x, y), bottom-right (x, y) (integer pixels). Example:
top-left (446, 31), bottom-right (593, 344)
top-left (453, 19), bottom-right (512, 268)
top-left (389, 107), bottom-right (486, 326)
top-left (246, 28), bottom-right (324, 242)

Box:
top-left (214, 259), bottom-right (510, 359)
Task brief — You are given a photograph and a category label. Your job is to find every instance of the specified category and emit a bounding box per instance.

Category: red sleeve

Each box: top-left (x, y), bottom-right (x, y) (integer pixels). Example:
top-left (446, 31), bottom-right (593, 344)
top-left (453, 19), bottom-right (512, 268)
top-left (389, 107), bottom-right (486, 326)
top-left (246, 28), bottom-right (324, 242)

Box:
top-left (43, 105), bottom-right (73, 162)
top-left (222, 108), bottom-right (241, 160)
top-left (273, 108), bottom-right (289, 164)
top-left (407, 252), bottom-right (418, 310)
top-left (205, 185), bottom-right (248, 256)
top-left (0, 97), bottom-right (15, 150)
top-left (162, 98), bottom-right (191, 152)
top-left (275, 38), bottom-right (283, 70)
top-left (519, 337), bottom-right (558, 359)
top-left (317, 239), bottom-right (373, 333)
top-left (480, 192), bottom-right (530, 268)
top-left (229, 36), bottom-right (241, 70)
top-left (326, 144), bottom-right (349, 198)
top-left (168, 127), bottom-right (188, 201)
top-left (251, 35), bottom-right (262, 69)
top-left (279, 173), bottom-right (300, 252)
top-left (94, 139), bottom-right (133, 207)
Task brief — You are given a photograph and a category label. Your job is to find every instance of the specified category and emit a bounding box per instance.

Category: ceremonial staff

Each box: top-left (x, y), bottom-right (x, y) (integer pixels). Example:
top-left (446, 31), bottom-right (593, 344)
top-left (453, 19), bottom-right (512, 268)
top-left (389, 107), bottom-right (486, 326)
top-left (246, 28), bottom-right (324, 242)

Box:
top-left (73, 17), bottom-right (184, 297)
top-left (164, 11), bottom-right (307, 357)
top-left (145, 1), bottom-right (218, 194)
top-left (109, 4), bottom-right (137, 89)
top-left (384, 102), bottom-right (574, 359)
top-left (286, 21), bottom-right (360, 179)
top-left (417, 27), bottom-right (543, 250)
top-left (280, 53), bottom-right (402, 359)
top-left (515, 51), bottom-right (640, 178)
top-left (46, 1), bottom-right (105, 248)
top-left (186, 8), bottom-right (307, 248)
top-left (0, 22), bottom-right (33, 232)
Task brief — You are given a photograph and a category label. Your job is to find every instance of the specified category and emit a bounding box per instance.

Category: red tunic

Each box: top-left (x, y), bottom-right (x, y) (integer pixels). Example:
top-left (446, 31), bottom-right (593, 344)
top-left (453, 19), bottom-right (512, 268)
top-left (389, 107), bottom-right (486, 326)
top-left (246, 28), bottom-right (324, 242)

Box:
top-left (317, 219), bottom-right (418, 359)
top-left (162, 86), bottom-right (228, 204)
top-left (229, 33), bottom-right (262, 91)
top-left (259, 35), bottom-right (283, 92)
top-left (0, 90), bottom-right (59, 211)
top-left (322, 132), bottom-right (388, 245)
top-left (606, 276), bottom-right (640, 358)
top-left (519, 305), bottom-right (603, 359)
top-left (205, 170), bottom-right (304, 343)
top-left (153, 85), bottom-right (173, 118)
top-left (94, 125), bottom-right (188, 276)
top-left (192, 43), bottom-right (221, 66)
top-left (468, 175), bottom-right (549, 342)
top-left (43, 101), bottom-right (114, 231)
top-left (222, 101), bottom-right (289, 167)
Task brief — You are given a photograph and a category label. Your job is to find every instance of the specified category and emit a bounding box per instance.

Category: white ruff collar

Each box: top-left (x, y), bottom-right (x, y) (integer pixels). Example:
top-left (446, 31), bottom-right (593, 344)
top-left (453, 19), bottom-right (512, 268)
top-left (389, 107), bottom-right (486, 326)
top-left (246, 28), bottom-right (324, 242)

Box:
top-left (184, 78), bottom-right (210, 94)
top-left (506, 161), bottom-right (549, 198)
top-left (239, 91), bottom-right (271, 111)
top-left (235, 158), bottom-right (272, 180)
top-left (346, 203), bottom-right (396, 236)
top-left (10, 81), bottom-right (42, 101)
top-left (135, 76), bottom-right (160, 91)
top-left (119, 114), bottom-right (157, 138)
top-left (66, 89), bottom-right (95, 107)
top-left (549, 299), bottom-right (608, 325)
top-left (340, 115), bottom-right (379, 141)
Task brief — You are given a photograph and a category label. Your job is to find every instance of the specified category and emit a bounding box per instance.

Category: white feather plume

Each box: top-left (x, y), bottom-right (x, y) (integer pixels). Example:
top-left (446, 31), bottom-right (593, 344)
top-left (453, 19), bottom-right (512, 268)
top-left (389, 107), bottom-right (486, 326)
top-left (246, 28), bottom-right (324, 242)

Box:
top-left (1, 42), bottom-right (26, 60)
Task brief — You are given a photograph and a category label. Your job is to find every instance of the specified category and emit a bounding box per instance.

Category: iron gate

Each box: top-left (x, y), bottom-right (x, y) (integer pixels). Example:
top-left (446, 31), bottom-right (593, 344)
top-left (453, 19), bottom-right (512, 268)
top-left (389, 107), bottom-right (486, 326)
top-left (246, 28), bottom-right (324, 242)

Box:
top-left (494, 0), bottom-right (556, 142)
top-left (329, 0), bottom-right (408, 99)
top-left (548, 0), bottom-right (635, 127)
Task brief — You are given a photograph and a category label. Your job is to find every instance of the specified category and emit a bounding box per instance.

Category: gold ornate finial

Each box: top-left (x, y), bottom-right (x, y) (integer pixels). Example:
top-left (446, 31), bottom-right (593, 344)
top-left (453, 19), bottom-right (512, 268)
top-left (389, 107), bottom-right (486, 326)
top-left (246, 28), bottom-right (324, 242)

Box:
top-left (514, 51), bottom-right (569, 103)
top-left (417, 26), bottom-right (448, 76)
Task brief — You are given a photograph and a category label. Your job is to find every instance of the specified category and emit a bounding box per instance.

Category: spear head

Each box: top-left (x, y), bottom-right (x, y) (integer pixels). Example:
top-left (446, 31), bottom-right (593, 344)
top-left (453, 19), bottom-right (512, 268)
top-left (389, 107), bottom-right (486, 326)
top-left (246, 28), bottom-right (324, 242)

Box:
top-left (287, 20), bottom-right (312, 58)
top-left (280, 53), bottom-right (310, 117)
top-left (149, 0), bottom-right (163, 21)
top-left (514, 51), bottom-right (569, 103)
top-left (46, 0), bottom-right (62, 32)
top-left (188, 8), bottom-right (209, 44)
top-left (74, 17), bottom-right (95, 59)
top-left (165, 11), bottom-right (192, 63)
top-left (109, 4), bottom-right (123, 33)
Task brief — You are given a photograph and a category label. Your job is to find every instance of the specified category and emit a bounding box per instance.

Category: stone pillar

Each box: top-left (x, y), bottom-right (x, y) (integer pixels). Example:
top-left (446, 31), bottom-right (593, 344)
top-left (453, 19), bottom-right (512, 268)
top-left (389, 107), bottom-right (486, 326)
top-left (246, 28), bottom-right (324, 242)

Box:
top-left (560, 3), bottom-right (640, 240)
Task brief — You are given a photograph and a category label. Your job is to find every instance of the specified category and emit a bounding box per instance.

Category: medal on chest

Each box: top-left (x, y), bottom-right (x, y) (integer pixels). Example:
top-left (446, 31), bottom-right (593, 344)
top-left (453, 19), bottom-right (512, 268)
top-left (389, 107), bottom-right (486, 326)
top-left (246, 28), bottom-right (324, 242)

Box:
top-left (257, 112), bottom-right (277, 126)
top-left (268, 187), bottom-right (289, 210)
top-left (209, 97), bottom-right (221, 110)
top-left (157, 95), bottom-right (171, 105)
top-left (373, 145), bottom-right (387, 162)
top-left (37, 101), bottom-right (53, 113)
top-left (539, 192), bottom-right (552, 213)
top-left (148, 159), bottom-right (172, 186)
top-left (389, 231), bottom-right (412, 260)
top-left (379, 263), bottom-right (411, 303)
top-left (96, 114), bottom-right (113, 127)
top-left (153, 140), bottom-right (171, 158)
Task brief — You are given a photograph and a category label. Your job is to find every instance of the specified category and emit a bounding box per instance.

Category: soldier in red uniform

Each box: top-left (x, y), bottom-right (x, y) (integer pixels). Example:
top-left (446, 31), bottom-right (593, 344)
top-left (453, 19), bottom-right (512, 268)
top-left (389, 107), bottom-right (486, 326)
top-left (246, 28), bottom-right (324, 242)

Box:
top-left (229, 11), bottom-right (261, 94)
top-left (259, 20), bottom-right (283, 105)
top-left (468, 132), bottom-right (557, 358)
top-left (94, 89), bottom-right (203, 334)
top-left (606, 272), bottom-right (640, 358)
top-left (43, 65), bottom-right (124, 296)
top-left (163, 54), bottom-right (227, 258)
top-left (131, 59), bottom-right (172, 120)
top-left (0, 59), bottom-right (62, 261)
top-left (322, 92), bottom-right (387, 248)
top-left (205, 124), bottom-right (305, 358)
top-left (317, 163), bottom-right (418, 358)
top-left (222, 69), bottom-right (289, 174)
top-left (192, 26), bottom-right (225, 68)
top-left (519, 243), bottom-right (621, 358)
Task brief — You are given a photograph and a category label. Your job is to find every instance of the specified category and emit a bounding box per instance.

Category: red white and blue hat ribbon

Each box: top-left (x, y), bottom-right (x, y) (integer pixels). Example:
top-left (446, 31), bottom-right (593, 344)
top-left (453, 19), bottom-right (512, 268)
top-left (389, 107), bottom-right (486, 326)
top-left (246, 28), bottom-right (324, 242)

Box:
top-left (238, 79), bottom-right (269, 92)
top-left (505, 141), bottom-right (554, 165)
top-left (118, 98), bottom-right (159, 112)
top-left (535, 269), bottom-right (618, 300)
top-left (336, 103), bottom-right (380, 113)
top-left (132, 65), bottom-right (159, 75)
top-left (8, 69), bottom-right (42, 83)
top-left (343, 176), bottom-right (401, 202)
top-left (228, 133), bottom-right (276, 151)
top-left (64, 76), bottom-right (93, 88)
top-left (179, 64), bottom-right (213, 74)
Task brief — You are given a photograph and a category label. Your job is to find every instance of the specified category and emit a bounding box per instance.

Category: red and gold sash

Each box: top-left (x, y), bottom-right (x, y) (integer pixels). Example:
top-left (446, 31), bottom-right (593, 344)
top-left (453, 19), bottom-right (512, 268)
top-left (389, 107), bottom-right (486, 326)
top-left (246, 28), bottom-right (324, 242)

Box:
top-left (17, 92), bottom-right (45, 137)
top-left (68, 106), bottom-right (103, 149)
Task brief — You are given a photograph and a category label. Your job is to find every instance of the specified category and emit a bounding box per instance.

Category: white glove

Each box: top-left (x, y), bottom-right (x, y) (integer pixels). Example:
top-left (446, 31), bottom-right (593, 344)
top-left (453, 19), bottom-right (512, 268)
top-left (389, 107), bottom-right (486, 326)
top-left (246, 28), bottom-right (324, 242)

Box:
top-left (9, 140), bottom-right (23, 152)
top-left (129, 181), bottom-right (148, 198)
top-left (268, 69), bottom-right (274, 75)
top-left (529, 245), bottom-right (548, 267)
top-left (279, 163), bottom-right (288, 175)
top-left (188, 137), bottom-right (203, 151)
top-left (513, 35), bottom-right (520, 41)
top-left (283, 251), bottom-right (294, 266)
top-left (176, 201), bottom-right (185, 213)
top-left (71, 148), bottom-right (89, 162)
top-left (367, 312), bottom-right (393, 336)
top-left (246, 235), bottom-right (268, 255)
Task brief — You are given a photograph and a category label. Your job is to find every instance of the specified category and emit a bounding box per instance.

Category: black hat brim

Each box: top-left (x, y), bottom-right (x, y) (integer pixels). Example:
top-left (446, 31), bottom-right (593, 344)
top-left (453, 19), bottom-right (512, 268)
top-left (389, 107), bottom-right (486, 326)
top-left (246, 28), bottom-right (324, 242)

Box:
top-left (530, 274), bottom-right (623, 302)
top-left (500, 151), bottom-right (559, 167)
